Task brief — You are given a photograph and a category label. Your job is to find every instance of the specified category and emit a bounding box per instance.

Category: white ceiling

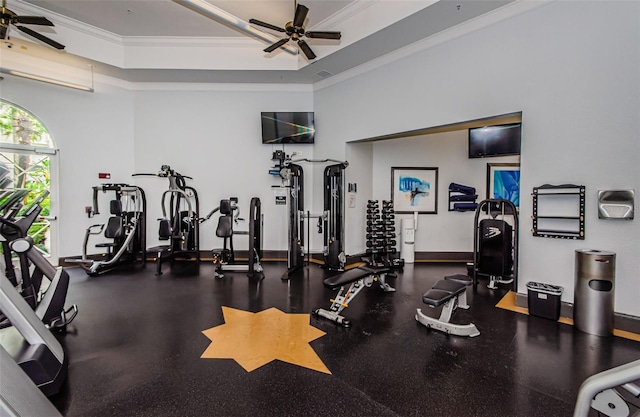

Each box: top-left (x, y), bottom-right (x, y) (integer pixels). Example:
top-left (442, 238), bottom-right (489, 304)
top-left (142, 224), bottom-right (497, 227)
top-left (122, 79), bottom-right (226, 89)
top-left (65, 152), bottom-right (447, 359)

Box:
top-left (4, 0), bottom-right (516, 83)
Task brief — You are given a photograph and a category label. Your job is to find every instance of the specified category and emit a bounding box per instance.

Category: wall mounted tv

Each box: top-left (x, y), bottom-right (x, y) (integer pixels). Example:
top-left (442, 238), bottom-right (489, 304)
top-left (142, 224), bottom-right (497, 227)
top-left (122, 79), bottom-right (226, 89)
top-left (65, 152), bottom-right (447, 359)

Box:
top-left (261, 112), bottom-right (315, 144)
top-left (468, 123), bottom-right (522, 158)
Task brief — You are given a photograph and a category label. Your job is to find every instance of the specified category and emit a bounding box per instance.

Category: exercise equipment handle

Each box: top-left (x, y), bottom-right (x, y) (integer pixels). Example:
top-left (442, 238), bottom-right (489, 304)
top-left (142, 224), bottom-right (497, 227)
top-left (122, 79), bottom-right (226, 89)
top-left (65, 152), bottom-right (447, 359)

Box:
top-left (22, 190), bottom-right (50, 217)
top-left (91, 186), bottom-right (100, 215)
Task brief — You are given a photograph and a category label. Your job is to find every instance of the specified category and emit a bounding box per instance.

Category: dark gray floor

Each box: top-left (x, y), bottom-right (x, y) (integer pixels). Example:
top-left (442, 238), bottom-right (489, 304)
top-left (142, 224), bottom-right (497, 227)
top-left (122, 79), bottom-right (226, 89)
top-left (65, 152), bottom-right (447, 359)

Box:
top-left (50, 261), bottom-right (640, 417)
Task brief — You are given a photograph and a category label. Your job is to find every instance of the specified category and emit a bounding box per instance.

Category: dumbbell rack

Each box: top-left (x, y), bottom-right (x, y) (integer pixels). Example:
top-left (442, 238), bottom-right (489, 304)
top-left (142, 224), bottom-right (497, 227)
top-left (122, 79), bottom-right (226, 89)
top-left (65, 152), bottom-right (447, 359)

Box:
top-left (365, 200), bottom-right (402, 268)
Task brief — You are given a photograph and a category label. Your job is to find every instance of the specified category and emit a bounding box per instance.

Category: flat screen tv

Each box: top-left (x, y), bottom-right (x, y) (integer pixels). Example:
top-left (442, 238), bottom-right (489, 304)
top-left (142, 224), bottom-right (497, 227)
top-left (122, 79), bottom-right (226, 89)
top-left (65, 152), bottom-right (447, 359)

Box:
top-left (468, 123), bottom-right (521, 158)
top-left (261, 112), bottom-right (315, 144)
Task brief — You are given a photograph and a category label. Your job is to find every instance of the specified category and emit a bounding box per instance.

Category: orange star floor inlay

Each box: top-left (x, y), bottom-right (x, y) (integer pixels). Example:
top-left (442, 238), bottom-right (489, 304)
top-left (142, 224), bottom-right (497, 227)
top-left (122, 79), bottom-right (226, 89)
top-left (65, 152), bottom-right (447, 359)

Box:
top-left (201, 306), bottom-right (331, 374)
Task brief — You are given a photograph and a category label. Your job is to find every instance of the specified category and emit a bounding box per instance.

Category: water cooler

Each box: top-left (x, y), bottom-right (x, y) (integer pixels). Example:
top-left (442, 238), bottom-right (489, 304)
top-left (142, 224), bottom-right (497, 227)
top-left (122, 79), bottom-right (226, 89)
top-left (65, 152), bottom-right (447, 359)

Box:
top-left (401, 213), bottom-right (417, 263)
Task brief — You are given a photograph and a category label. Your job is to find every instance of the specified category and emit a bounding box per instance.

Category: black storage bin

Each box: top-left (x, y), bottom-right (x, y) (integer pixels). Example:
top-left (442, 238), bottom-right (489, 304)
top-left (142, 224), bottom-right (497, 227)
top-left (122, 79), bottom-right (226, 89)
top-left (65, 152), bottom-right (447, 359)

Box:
top-left (527, 282), bottom-right (564, 321)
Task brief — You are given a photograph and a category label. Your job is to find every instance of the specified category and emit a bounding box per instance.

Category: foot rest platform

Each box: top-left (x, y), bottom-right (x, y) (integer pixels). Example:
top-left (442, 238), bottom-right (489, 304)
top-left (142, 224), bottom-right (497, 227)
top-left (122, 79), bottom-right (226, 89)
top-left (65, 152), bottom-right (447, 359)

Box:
top-left (323, 266), bottom-right (390, 289)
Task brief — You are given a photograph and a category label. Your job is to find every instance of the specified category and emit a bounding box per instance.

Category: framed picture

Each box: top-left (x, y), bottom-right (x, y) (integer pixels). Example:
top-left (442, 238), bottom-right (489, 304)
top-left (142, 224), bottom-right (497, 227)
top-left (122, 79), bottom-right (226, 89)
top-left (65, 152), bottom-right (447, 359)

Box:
top-left (391, 167), bottom-right (438, 214)
top-left (486, 163), bottom-right (520, 207)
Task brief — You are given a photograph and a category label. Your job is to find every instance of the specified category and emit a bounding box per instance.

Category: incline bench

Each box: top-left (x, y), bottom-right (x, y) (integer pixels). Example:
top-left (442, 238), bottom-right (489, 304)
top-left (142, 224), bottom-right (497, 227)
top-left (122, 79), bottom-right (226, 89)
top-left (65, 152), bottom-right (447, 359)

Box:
top-left (313, 266), bottom-right (395, 327)
top-left (415, 274), bottom-right (480, 337)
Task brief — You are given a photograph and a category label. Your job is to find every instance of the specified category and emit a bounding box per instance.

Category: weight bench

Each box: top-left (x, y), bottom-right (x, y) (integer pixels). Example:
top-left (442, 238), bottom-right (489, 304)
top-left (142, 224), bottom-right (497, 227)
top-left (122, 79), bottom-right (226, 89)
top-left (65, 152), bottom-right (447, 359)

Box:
top-left (415, 278), bottom-right (480, 337)
top-left (313, 266), bottom-right (395, 327)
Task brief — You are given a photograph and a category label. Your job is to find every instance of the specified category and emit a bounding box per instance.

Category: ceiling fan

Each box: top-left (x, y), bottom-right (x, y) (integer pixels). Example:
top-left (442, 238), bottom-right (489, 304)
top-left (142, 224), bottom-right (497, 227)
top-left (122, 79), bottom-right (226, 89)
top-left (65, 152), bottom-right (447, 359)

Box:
top-left (249, 3), bottom-right (341, 60)
top-left (0, 0), bottom-right (64, 50)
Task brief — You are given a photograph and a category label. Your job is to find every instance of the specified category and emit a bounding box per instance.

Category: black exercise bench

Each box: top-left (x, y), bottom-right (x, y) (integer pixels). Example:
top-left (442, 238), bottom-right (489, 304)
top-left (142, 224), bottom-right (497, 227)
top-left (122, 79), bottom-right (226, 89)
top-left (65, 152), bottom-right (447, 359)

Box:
top-left (415, 275), bottom-right (480, 337)
top-left (313, 266), bottom-right (395, 327)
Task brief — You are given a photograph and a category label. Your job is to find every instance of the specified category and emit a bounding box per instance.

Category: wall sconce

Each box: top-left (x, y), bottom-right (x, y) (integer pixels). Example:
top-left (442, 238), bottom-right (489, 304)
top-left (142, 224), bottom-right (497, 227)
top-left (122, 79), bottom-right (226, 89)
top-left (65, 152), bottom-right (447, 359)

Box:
top-left (0, 66), bottom-right (94, 92)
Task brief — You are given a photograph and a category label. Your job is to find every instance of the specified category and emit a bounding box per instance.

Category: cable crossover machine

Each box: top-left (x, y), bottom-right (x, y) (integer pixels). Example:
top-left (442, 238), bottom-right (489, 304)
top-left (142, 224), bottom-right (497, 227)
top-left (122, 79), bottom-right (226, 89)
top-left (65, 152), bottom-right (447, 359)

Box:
top-left (273, 153), bottom-right (348, 280)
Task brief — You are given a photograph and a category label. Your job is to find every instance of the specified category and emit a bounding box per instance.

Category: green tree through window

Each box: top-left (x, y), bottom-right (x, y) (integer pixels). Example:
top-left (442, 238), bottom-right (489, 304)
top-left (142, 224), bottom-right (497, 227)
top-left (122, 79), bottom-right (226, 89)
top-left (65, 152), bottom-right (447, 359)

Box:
top-left (1, 100), bottom-right (54, 254)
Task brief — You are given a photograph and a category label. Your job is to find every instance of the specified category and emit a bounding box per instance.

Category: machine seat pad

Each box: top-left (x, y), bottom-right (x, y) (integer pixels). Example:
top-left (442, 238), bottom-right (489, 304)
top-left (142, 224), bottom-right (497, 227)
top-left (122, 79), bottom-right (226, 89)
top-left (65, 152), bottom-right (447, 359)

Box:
top-left (216, 216), bottom-right (233, 238)
top-left (422, 289), bottom-right (456, 307)
top-left (95, 242), bottom-right (117, 248)
top-left (323, 266), bottom-right (390, 289)
top-left (358, 266), bottom-right (390, 275)
top-left (422, 280), bottom-right (466, 307)
top-left (433, 279), bottom-right (467, 294)
top-left (444, 274), bottom-right (473, 285)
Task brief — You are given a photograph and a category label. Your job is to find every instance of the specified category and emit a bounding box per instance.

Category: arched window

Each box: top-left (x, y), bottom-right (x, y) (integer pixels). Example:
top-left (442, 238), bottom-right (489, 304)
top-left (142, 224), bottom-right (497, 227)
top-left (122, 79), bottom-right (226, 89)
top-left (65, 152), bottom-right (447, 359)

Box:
top-left (0, 100), bottom-right (57, 259)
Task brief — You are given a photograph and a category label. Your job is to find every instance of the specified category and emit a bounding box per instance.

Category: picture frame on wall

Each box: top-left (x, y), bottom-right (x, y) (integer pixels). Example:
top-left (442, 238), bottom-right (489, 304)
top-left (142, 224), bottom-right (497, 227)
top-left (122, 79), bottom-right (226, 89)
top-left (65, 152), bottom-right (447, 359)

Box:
top-left (486, 163), bottom-right (520, 208)
top-left (391, 167), bottom-right (438, 214)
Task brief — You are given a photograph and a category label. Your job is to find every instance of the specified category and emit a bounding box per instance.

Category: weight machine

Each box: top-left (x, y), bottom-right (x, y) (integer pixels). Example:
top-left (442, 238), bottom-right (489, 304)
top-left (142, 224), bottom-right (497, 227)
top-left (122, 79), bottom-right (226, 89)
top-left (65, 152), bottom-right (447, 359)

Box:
top-left (68, 183), bottom-right (146, 276)
top-left (275, 155), bottom-right (348, 280)
top-left (207, 197), bottom-right (263, 279)
top-left (133, 165), bottom-right (200, 275)
top-left (472, 199), bottom-right (519, 290)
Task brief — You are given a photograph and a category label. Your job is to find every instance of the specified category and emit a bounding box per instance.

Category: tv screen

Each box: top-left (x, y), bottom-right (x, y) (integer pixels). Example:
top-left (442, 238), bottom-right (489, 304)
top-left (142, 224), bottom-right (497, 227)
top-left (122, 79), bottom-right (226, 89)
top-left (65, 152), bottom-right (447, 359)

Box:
top-left (261, 112), bottom-right (315, 144)
top-left (468, 123), bottom-right (521, 158)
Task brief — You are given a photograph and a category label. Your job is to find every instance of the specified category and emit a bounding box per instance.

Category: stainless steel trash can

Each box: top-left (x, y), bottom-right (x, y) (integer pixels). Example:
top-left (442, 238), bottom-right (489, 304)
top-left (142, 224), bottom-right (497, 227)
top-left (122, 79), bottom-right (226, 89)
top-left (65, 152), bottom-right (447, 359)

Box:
top-left (574, 249), bottom-right (616, 336)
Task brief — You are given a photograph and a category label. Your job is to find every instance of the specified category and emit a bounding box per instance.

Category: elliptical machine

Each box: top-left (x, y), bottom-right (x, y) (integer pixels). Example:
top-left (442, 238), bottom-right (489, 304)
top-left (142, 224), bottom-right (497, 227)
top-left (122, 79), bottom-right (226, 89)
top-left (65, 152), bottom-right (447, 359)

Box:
top-left (0, 189), bottom-right (78, 330)
top-left (206, 197), bottom-right (263, 279)
top-left (134, 165), bottom-right (200, 275)
top-left (67, 183), bottom-right (146, 276)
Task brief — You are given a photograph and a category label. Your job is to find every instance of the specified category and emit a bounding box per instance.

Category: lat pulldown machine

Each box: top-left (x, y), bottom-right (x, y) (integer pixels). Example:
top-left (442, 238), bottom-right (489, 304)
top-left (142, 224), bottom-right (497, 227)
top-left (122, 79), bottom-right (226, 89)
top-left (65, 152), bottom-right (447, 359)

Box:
top-left (276, 156), bottom-right (348, 280)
